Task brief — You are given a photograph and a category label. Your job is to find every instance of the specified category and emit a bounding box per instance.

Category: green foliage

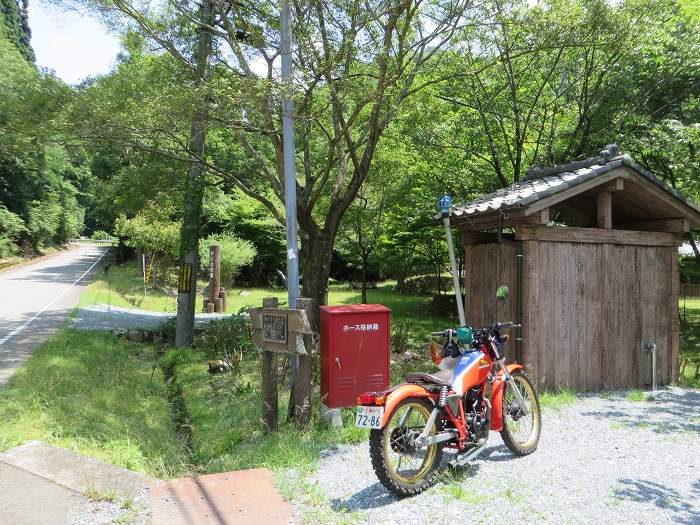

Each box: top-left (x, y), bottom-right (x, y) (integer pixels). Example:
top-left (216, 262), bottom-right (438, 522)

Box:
top-left (192, 316), bottom-right (253, 373)
top-left (0, 203), bottom-right (25, 256)
top-left (25, 195), bottom-right (62, 250)
top-left (0, 0), bottom-right (34, 62)
top-left (0, 30), bottom-right (86, 253)
top-left (199, 231), bottom-right (256, 287)
top-left (394, 275), bottom-right (453, 295)
top-left (114, 203), bottom-right (180, 259)
top-left (0, 329), bottom-right (189, 477)
top-left (90, 229), bottom-right (114, 240)
top-left (680, 258), bottom-right (700, 284)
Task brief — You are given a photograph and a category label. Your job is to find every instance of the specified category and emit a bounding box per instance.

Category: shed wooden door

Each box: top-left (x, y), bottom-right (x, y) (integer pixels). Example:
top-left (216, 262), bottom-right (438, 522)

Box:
top-left (522, 240), bottom-right (678, 390)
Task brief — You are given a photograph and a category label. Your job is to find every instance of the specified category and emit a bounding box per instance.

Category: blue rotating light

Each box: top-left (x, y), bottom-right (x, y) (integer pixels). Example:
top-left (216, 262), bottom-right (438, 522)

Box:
top-left (439, 193), bottom-right (452, 217)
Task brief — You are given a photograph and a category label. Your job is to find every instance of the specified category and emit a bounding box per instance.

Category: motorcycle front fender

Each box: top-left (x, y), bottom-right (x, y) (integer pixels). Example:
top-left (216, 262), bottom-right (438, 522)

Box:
top-left (489, 363), bottom-right (524, 432)
top-left (380, 383), bottom-right (433, 427)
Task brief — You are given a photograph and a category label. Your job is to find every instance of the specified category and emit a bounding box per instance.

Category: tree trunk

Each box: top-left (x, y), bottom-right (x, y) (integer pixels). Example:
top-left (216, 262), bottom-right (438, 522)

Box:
top-left (287, 297), bottom-right (313, 429)
top-left (689, 237), bottom-right (700, 266)
top-left (361, 255), bottom-right (368, 304)
top-left (175, 0), bottom-right (213, 347)
top-left (286, 231), bottom-right (333, 427)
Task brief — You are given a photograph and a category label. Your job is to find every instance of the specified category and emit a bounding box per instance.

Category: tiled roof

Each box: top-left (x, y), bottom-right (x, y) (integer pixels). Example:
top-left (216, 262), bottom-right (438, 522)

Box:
top-left (450, 145), bottom-right (700, 219)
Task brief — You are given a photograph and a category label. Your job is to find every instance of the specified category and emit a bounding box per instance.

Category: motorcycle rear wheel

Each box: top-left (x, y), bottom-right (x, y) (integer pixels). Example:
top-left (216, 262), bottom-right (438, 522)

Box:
top-left (369, 397), bottom-right (442, 497)
top-left (500, 370), bottom-right (541, 455)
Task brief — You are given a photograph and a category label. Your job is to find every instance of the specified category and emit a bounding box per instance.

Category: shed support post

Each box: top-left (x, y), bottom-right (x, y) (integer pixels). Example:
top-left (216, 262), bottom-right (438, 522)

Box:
top-left (597, 191), bottom-right (612, 229)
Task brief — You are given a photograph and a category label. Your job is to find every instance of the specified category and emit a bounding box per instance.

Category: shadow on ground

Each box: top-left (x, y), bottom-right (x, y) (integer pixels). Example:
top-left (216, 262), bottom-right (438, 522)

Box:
top-left (330, 443), bottom-right (514, 512)
top-left (580, 388), bottom-right (700, 435)
top-left (613, 478), bottom-right (700, 525)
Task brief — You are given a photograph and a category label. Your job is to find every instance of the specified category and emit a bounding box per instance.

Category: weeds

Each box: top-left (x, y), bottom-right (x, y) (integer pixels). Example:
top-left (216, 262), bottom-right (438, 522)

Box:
top-left (539, 388), bottom-right (577, 410)
top-left (627, 389), bottom-right (649, 402)
top-left (84, 485), bottom-right (118, 503)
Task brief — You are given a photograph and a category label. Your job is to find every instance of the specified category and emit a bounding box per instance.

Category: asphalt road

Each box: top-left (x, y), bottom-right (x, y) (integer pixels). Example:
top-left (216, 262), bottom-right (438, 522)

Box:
top-left (0, 244), bottom-right (108, 386)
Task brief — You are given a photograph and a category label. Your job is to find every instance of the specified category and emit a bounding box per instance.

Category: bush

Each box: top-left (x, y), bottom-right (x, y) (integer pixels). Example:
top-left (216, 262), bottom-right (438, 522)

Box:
top-left (199, 232), bottom-right (256, 287)
top-left (193, 316), bottom-right (254, 361)
top-left (394, 275), bottom-right (453, 294)
top-left (90, 229), bottom-right (114, 241)
top-left (0, 205), bottom-right (26, 257)
top-left (192, 316), bottom-right (254, 389)
top-left (26, 196), bottom-right (61, 250)
top-left (114, 213), bottom-right (180, 258)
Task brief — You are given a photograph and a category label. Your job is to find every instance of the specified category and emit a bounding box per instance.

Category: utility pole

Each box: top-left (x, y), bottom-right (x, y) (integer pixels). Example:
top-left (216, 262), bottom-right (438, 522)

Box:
top-left (281, 0), bottom-right (299, 383)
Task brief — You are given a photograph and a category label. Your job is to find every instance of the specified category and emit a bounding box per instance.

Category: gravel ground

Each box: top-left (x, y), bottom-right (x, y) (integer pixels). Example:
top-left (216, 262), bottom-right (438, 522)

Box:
top-left (71, 304), bottom-right (229, 331)
top-left (72, 487), bottom-right (150, 525)
top-left (294, 387), bottom-right (700, 525)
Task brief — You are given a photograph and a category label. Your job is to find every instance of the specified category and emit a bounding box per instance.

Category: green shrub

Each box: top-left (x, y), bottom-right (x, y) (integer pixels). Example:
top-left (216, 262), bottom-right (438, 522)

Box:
top-left (199, 232), bottom-right (256, 287)
top-left (394, 275), bottom-right (453, 295)
top-left (0, 205), bottom-right (26, 257)
top-left (193, 316), bottom-right (253, 362)
top-left (26, 196), bottom-right (61, 250)
top-left (90, 229), bottom-right (114, 240)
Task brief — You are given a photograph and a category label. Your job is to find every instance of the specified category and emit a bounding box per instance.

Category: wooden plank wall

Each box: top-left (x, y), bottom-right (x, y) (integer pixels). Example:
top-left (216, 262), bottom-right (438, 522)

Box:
top-left (521, 241), bottom-right (677, 390)
top-left (464, 243), bottom-right (518, 358)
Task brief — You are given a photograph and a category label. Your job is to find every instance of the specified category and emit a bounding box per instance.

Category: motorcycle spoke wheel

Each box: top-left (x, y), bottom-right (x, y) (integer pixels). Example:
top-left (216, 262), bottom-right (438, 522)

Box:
top-left (501, 371), bottom-right (541, 456)
top-left (369, 397), bottom-right (442, 497)
top-left (384, 404), bottom-right (435, 483)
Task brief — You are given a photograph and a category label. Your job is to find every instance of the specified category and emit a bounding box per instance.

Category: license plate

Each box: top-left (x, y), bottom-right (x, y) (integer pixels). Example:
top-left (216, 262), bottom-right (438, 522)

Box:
top-left (356, 406), bottom-right (384, 429)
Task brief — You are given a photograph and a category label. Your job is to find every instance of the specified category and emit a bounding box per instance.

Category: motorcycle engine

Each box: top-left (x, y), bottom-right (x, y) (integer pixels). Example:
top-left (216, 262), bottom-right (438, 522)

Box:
top-left (463, 386), bottom-right (489, 440)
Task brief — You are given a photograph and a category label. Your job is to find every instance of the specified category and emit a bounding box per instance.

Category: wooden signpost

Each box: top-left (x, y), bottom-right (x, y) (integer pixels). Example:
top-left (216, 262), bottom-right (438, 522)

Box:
top-left (250, 297), bottom-right (311, 432)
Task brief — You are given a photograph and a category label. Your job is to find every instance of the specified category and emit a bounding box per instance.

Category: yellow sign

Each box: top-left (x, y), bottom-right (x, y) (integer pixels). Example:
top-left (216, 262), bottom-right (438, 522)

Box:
top-left (178, 263), bottom-right (193, 293)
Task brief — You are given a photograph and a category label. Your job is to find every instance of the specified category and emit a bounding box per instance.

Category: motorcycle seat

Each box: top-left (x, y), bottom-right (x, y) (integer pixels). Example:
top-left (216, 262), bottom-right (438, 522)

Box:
top-left (405, 368), bottom-right (452, 386)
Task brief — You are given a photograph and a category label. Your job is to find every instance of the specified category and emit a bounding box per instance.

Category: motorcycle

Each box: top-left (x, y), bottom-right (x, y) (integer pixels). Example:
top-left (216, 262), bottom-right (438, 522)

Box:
top-left (356, 287), bottom-right (541, 497)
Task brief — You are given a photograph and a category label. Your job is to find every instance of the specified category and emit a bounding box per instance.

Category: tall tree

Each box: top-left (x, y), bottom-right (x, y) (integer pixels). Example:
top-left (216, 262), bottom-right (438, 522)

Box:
top-left (175, 0), bottom-right (214, 347)
top-left (0, 0), bottom-right (34, 61)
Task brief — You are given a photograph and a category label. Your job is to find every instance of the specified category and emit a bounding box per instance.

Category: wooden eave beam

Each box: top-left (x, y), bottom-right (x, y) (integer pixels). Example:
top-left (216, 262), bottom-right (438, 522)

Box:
top-left (524, 168), bottom-right (627, 216)
top-left (584, 178), bottom-right (624, 195)
top-left (621, 167), bottom-right (700, 229)
top-left (516, 225), bottom-right (680, 247)
top-left (614, 218), bottom-right (689, 233)
top-left (454, 209), bottom-right (549, 232)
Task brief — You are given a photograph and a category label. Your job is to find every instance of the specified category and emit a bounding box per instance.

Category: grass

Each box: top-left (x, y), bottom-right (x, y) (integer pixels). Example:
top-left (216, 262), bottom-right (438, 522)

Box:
top-left (164, 347), bottom-right (370, 473)
top-left (680, 297), bottom-right (700, 389)
top-left (0, 329), bottom-right (189, 478)
top-left (627, 389), bottom-right (649, 402)
top-left (84, 485), bottom-right (118, 503)
top-left (79, 260), bottom-right (456, 335)
top-left (539, 388), bottom-right (577, 410)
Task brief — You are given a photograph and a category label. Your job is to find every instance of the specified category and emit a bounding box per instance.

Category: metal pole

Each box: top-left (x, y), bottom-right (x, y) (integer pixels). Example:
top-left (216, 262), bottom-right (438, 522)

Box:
top-left (444, 217), bottom-right (466, 327)
top-left (281, 0), bottom-right (299, 384)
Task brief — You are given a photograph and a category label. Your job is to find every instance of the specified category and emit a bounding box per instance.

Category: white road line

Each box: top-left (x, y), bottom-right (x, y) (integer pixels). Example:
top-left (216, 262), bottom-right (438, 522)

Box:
top-left (0, 248), bottom-right (108, 347)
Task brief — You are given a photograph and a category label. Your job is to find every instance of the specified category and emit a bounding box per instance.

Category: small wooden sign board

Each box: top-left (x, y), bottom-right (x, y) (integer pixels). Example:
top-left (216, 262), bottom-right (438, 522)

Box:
top-left (249, 307), bottom-right (311, 355)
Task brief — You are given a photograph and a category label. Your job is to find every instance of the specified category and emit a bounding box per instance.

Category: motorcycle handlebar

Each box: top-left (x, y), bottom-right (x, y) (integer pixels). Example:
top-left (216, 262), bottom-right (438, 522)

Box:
top-left (430, 330), bottom-right (446, 337)
top-left (497, 322), bottom-right (521, 329)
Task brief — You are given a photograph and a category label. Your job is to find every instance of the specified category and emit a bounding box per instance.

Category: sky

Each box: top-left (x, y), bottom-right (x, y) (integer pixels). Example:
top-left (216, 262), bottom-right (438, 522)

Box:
top-left (27, 0), bottom-right (121, 84)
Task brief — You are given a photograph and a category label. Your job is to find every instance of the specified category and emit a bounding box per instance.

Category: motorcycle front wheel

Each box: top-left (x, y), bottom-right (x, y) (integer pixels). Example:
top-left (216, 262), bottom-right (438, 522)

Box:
top-left (369, 397), bottom-right (443, 497)
top-left (500, 370), bottom-right (541, 455)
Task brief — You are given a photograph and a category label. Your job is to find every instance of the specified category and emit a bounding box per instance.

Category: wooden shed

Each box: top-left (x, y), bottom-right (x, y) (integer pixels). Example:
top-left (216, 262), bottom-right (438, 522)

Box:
top-left (450, 145), bottom-right (700, 391)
